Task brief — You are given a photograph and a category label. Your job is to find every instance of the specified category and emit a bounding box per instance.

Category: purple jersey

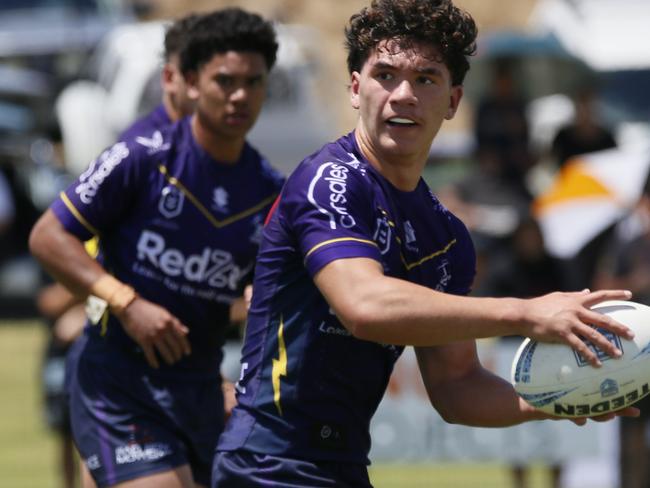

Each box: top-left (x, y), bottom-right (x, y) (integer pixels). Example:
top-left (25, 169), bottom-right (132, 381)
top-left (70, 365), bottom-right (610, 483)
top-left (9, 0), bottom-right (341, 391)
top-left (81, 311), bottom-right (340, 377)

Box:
top-left (51, 117), bottom-right (285, 377)
top-left (217, 132), bottom-right (476, 463)
top-left (118, 104), bottom-right (172, 142)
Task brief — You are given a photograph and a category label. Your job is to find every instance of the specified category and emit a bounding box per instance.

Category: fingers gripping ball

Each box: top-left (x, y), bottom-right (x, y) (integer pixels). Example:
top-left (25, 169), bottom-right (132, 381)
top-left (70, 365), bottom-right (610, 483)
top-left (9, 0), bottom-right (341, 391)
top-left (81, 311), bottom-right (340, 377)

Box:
top-left (511, 301), bottom-right (650, 417)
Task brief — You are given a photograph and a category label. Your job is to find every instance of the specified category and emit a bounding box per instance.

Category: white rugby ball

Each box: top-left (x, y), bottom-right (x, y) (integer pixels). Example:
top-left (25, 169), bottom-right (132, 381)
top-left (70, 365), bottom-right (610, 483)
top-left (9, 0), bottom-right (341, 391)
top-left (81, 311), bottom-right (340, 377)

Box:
top-left (511, 300), bottom-right (650, 417)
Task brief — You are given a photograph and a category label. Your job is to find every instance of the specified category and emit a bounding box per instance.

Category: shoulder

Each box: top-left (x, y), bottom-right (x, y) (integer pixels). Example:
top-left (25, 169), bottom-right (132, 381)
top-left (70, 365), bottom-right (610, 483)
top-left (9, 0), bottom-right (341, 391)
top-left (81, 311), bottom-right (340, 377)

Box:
top-left (118, 104), bottom-right (171, 142)
top-left (285, 135), bottom-right (371, 195)
top-left (243, 143), bottom-right (286, 189)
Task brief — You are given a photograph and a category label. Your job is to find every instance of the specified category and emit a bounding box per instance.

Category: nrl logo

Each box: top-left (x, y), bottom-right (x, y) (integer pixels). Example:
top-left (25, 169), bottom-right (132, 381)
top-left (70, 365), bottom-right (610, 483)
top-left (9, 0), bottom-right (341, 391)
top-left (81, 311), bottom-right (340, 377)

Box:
top-left (158, 186), bottom-right (184, 218)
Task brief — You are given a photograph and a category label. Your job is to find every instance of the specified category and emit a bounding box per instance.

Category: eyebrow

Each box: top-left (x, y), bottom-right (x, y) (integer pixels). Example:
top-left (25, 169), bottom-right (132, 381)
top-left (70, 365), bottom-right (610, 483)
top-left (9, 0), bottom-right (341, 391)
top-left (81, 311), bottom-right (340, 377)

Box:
top-left (372, 60), bottom-right (444, 77)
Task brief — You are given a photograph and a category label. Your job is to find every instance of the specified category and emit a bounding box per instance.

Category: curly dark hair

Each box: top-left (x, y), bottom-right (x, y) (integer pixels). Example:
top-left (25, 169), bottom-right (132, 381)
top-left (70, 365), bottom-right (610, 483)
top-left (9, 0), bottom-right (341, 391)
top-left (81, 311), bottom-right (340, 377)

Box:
top-left (180, 7), bottom-right (278, 74)
top-left (345, 0), bottom-right (477, 86)
top-left (163, 13), bottom-right (201, 61)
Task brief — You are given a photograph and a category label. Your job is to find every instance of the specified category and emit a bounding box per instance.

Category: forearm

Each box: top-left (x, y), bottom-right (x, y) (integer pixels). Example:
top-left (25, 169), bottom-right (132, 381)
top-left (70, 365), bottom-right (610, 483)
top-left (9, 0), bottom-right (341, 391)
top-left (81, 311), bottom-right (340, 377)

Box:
top-left (316, 260), bottom-right (525, 345)
top-left (429, 366), bottom-right (545, 427)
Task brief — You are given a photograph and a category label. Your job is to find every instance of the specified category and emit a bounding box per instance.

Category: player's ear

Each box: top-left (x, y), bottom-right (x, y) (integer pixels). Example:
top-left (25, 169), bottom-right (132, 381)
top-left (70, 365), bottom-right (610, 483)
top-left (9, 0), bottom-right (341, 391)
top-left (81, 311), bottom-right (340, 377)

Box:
top-left (350, 72), bottom-right (361, 110)
top-left (445, 85), bottom-right (463, 120)
top-left (185, 71), bottom-right (199, 100)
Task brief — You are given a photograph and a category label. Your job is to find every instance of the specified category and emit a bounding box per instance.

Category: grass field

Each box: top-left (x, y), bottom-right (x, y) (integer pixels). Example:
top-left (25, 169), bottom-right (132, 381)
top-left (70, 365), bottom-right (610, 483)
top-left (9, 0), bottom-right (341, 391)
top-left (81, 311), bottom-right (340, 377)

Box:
top-left (0, 321), bottom-right (558, 488)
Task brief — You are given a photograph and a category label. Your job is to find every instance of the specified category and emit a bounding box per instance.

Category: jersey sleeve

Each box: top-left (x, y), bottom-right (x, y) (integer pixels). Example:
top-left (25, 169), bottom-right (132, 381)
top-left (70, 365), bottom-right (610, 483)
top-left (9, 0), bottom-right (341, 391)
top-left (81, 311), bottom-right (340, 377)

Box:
top-left (282, 160), bottom-right (382, 277)
top-left (50, 140), bottom-right (148, 241)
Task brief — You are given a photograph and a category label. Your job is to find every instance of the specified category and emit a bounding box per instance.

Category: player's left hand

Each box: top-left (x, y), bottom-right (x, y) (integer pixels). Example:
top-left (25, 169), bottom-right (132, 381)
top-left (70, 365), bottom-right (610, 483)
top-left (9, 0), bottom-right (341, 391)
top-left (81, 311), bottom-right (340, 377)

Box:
top-left (569, 406), bottom-right (640, 426)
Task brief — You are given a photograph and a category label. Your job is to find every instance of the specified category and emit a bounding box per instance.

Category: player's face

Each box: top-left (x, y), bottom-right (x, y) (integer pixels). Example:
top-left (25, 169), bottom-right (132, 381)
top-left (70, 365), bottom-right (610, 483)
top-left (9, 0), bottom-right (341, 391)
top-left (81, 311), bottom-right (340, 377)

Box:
top-left (350, 40), bottom-right (462, 168)
top-left (187, 51), bottom-right (268, 143)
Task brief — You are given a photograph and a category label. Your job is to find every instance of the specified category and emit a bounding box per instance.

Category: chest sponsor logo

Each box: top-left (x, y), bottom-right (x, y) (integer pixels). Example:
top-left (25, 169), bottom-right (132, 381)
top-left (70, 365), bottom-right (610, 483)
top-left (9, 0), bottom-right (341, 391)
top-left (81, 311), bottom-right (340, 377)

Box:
top-left (76, 142), bottom-right (129, 204)
top-left (158, 186), bottom-right (184, 218)
top-left (136, 230), bottom-right (246, 290)
top-left (308, 162), bottom-right (356, 230)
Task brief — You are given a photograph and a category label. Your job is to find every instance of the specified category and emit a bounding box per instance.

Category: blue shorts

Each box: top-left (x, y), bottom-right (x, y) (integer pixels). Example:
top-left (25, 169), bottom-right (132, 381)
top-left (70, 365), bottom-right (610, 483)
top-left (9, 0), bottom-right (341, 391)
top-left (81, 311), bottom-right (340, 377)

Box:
top-left (67, 336), bottom-right (224, 487)
top-left (212, 450), bottom-right (372, 487)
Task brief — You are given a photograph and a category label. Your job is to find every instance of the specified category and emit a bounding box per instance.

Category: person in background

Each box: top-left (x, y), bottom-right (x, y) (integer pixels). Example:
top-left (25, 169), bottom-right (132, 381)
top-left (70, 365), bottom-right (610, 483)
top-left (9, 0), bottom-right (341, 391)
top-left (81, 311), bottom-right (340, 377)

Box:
top-left (550, 89), bottom-right (617, 170)
top-left (119, 12), bottom-right (199, 141)
top-left (33, 14), bottom-right (211, 488)
top-left (212, 1), bottom-right (637, 487)
top-left (29, 8), bottom-right (285, 488)
top-left (593, 174), bottom-right (650, 488)
top-left (474, 58), bottom-right (533, 197)
top-left (551, 88), bottom-right (618, 293)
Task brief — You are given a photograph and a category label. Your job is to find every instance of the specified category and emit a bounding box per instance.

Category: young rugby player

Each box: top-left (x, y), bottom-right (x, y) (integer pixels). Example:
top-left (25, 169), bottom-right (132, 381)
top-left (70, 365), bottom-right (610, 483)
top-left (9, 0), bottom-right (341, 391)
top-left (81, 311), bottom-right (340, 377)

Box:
top-left (213, 1), bottom-right (638, 486)
top-left (29, 8), bottom-right (284, 488)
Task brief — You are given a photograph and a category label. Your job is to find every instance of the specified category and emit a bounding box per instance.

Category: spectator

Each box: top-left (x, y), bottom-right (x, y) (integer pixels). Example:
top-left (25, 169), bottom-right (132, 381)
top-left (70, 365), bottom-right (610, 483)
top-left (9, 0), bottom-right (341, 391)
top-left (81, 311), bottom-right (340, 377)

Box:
top-left (550, 89), bottom-right (617, 169)
top-left (593, 174), bottom-right (650, 488)
top-left (474, 58), bottom-right (533, 194)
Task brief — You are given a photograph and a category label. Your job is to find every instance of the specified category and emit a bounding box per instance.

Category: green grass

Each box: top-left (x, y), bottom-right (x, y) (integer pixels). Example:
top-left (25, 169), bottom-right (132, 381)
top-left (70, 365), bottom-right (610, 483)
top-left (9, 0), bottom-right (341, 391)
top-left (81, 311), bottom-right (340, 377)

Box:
top-left (0, 321), bottom-right (558, 488)
top-left (0, 320), bottom-right (61, 488)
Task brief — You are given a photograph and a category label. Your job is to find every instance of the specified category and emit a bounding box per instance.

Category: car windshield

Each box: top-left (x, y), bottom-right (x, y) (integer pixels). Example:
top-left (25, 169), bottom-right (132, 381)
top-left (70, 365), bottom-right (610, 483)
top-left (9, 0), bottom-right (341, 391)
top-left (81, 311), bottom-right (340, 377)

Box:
top-left (1, 0), bottom-right (98, 9)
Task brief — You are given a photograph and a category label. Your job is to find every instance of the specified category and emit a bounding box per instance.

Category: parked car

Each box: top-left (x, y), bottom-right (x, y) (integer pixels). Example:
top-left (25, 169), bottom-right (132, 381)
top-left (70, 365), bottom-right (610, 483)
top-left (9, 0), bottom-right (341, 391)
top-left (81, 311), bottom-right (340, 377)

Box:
top-left (0, 0), bottom-right (137, 81)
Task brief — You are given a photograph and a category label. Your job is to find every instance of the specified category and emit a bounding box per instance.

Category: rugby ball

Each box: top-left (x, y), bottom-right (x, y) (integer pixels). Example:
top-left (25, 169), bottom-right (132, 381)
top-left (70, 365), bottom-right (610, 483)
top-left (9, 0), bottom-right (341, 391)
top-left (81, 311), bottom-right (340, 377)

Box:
top-left (511, 300), bottom-right (650, 418)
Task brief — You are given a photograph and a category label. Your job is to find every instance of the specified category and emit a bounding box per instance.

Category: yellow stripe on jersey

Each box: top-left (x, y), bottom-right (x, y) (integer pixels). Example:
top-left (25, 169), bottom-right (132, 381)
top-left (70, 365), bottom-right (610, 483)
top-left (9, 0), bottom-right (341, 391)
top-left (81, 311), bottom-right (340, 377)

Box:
top-left (272, 316), bottom-right (288, 416)
top-left (59, 192), bottom-right (100, 236)
top-left (84, 236), bottom-right (100, 258)
top-left (305, 237), bottom-right (378, 258)
top-left (158, 165), bottom-right (277, 228)
top-left (401, 239), bottom-right (457, 271)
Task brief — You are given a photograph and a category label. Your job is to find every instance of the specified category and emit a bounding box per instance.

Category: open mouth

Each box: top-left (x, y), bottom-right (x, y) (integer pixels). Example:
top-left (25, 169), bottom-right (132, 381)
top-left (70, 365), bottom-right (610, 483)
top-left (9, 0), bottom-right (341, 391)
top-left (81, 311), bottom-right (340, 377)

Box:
top-left (386, 117), bottom-right (417, 127)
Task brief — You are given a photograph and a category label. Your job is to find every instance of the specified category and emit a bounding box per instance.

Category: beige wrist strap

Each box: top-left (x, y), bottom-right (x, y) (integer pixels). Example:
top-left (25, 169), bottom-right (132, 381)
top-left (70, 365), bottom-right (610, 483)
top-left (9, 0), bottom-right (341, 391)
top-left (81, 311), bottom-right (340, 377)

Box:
top-left (90, 275), bottom-right (138, 315)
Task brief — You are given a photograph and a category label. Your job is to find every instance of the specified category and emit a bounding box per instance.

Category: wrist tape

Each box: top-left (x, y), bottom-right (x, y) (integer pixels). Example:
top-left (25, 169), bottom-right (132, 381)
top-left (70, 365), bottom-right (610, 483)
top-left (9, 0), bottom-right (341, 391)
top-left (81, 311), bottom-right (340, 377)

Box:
top-left (90, 275), bottom-right (138, 314)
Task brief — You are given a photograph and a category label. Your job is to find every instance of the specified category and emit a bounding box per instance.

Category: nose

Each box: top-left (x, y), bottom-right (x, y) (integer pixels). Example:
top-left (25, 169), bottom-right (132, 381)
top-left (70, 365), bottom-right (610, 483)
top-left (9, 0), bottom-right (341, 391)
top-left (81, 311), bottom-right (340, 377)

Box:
top-left (390, 79), bottom-right (417, 105)
top-left (230, 84), bottom-right (248, 103)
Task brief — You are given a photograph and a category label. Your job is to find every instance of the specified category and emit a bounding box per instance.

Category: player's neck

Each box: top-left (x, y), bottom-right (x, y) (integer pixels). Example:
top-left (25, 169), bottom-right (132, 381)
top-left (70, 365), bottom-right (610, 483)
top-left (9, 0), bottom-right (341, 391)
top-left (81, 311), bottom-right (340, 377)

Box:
top-left (191, 115), bottom-right (245, 164)
top-left (354, 129), bottom-right (425, 192)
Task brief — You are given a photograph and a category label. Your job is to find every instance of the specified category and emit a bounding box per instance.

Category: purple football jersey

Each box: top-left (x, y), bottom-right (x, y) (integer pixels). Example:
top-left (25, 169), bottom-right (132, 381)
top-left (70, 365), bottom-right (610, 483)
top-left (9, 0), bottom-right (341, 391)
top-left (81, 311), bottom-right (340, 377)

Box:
top-left (217, 131), bottom-right (476, 463)
top-left (118, 104), bottom-right (172, 142)
top-left (51, 117), bottom-right (285, 377)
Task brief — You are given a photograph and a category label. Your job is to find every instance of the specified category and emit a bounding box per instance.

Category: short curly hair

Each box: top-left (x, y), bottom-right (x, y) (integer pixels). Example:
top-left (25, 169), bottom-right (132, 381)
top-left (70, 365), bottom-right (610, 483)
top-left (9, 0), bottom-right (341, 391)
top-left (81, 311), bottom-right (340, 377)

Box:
top-left (345, 0), bottom-right (477, 86)
top-left (163, 13), bottom-right (201, 61)
top-left (180, 7), bottom-right (278, 74)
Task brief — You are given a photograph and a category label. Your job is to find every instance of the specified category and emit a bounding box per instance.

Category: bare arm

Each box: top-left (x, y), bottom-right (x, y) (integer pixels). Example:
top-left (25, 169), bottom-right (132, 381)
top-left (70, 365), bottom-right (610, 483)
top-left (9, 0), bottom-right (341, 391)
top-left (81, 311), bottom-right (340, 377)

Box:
top-left (313, 257), bottom-right (634, 365)
top-left (415, 343), bottom-right (542, 427)
top-left (415, 343), bottom-right (639, 427)
top-left (29, 209), bottom-right (190, 368)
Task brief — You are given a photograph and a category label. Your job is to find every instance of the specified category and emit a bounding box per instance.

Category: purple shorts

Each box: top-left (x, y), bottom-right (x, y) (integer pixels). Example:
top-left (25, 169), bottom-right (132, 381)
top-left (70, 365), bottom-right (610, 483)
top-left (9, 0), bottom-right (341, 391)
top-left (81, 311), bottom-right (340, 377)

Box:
top-left (212, 450), bottom-right (372, 487)
top-left (67, 336), bottom-right (223, 487)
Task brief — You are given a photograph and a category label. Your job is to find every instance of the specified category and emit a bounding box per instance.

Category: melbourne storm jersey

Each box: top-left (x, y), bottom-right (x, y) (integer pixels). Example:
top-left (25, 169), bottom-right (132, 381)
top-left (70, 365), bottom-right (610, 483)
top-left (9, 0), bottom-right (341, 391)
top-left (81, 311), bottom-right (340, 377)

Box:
top-left (118, 104), bottom-right (172, 142)
top-left (218, 131), bottom-right (476, 463)
top-left (51, 117), bottom-right (285, 377)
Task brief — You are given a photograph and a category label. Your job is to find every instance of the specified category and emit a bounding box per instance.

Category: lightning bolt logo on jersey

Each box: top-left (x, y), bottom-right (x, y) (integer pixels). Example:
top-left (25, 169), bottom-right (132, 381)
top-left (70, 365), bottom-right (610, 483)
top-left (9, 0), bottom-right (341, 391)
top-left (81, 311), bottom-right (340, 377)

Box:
top-left (50, 118), bottom-right (285, 376)
top-left (218, 131), bottom-right (476, 462)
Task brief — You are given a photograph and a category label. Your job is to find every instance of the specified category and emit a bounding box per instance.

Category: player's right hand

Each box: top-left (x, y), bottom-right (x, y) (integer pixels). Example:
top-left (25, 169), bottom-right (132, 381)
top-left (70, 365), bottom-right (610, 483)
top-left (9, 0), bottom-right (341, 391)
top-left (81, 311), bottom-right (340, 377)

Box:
top-left (114, 297), bottom-right (191, 368)
top-left (520, 289), bottom-right (634, 367)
